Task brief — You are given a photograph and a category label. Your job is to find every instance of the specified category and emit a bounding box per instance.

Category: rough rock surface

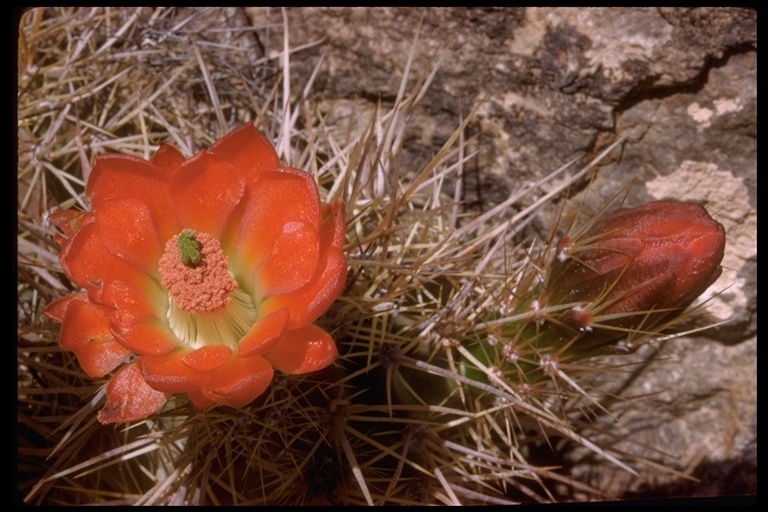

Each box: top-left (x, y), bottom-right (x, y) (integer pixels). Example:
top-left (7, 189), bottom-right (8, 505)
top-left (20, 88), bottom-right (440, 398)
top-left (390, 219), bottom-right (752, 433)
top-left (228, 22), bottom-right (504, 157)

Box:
top-left (245, 7), bottom-right (756, 500)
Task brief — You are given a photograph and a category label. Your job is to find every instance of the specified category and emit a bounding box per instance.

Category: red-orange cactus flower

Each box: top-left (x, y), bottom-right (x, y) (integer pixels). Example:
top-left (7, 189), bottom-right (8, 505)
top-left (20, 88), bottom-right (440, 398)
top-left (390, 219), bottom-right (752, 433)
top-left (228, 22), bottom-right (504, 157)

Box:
top-left (538, 200), bottom-right (725, 356)
top-left (45, 123), bottom-right (348, 424)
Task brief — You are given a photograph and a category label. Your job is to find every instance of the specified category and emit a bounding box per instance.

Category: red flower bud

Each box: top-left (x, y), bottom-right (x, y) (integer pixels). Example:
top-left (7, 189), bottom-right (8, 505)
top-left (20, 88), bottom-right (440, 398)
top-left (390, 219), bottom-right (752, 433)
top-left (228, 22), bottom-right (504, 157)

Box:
top-left (539, 201), bottom-right (725, 355)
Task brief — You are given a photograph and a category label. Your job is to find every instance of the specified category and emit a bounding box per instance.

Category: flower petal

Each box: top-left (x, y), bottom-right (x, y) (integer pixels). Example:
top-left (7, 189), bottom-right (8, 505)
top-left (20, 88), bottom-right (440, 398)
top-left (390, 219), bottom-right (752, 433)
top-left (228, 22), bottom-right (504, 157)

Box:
top-left (59, 221), bottom-right (153, 301)
top-left (187, 389), bottom-right (216, 412)
top-left (95, 197), bottom-right (163, 276)
top-left (87, 153), bottom-right (180, 242)
top-left (320, 200), bottom-right (347, 251)
top-left (48, 211), bottom-right (95, 254)
top-left (182, 345), bottom-right (233, 372)
top-left (44, 293), bottom-right (84, 323)
top-left (97, 362), bottom-right (169, 424)
top-left (170, 151), bottom-right (245, 239)
top-left (237, 307), bottom-right (289, 357)
top-left (57, 298), bottom-right (131, 377)
top-left (549, 237), bottom-right (644, 305)
top-left (261, 247), bottom-right (348, 328)
top-left (112, 321), bottom-right (179, 355)
top-left (208, 123), bottom-right (280, 182)
top-left (139, 350), bottom-right (211, 393)
top-left (256, 220), bottom-right (319, 296)
top-left (101, 280), bottom-right (165, 327)
top-left (235, 168), bottom-right (321, 277)
top-left (263, 323), bottom-right (338, 375)
top-left (259, 200), bottom-right (348, 326)
top-left (48, 210), bottom-right (92, 246)
top-left (197, 355), bottom-right (274, 408)
top-left (151, 142), bottom-right (186, 170)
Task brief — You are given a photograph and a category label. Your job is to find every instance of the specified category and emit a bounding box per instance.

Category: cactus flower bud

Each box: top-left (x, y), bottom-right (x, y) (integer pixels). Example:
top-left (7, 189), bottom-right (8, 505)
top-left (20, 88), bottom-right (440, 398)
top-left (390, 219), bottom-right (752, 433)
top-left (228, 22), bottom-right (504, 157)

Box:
top-left (538, 200), bottom-right (726, 357)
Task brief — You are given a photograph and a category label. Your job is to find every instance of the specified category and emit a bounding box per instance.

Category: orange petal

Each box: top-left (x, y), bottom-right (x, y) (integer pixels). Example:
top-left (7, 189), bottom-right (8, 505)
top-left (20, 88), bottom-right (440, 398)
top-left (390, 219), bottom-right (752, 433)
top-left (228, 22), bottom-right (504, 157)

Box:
top-left (139, 350), bottom-right (211, 393)
top-left (235, 168), bottom-right (321, 273)
top-left (237, 308), bottom-right (289, 357)
top-left (320, 200), bottom-right (347, 252)
top-left (269, 201), bottom-right (347, 325)
top-left (95, 197), bottom-right (163, 276)
top-left (257, 221), bottom-right (319, 296)
top-left (170, 151), bottom-right (246, 238)
top-left (208, 123), bottom-right (280, 182)
top-left (48, 211), bottom-right (96, 259)
top-left (263, 324), bottom-right (338, 375)
top-left (261, 247), bottom-right (348, 328)
top-left (112, 321), bottom-right (179, 355)
top-left (182, 345), bottom-right (233, 372)
top-left (44, 293), bottom-right (86, 323)
top-left (59, 221), bottom-right (153, 301)
top-left (87, 153), bottom-right (180, 242)
top-left (101, 280), bottom-right (165, 327)
top-left (187, 389), bottom-right (216, 412)
top-left (48, 210), bottom-right (92, 246)
top-left (97, 362), bottom-right (169, 424)
top-left (198, 355), bottom-right (274, 408)
top-left (58, 299), bottom-right (131, 377)
top-left (151, 142), bottom-right (187, 170)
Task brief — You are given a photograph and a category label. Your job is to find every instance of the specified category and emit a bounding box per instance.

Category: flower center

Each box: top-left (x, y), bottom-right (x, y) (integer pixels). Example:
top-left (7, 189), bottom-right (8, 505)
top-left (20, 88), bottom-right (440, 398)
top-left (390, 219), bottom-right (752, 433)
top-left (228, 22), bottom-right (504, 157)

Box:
top-left (158, 230), bottom-right (258, 350)
top-left (160, 231), bottom-right (235, 311)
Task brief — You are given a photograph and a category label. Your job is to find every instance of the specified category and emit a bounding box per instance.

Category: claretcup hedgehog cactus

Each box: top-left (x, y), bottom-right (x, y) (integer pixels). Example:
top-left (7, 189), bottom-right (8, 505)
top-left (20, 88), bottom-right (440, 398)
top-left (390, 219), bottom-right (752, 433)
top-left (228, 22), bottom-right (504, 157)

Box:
top-left (456, 200), bottom-right (725, 390)
top-left (44, 124), bottom-right (347, 424)
top-left (20, 9), bottom-right (736, 503)
top-left (540, 200), bottom-right (725, 358)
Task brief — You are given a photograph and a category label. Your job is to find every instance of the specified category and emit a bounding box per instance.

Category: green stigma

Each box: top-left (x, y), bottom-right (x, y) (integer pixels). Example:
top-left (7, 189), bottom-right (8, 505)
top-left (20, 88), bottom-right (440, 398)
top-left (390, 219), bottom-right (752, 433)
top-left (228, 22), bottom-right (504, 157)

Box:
top-left (177, 230), bottom-right (202, 267)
